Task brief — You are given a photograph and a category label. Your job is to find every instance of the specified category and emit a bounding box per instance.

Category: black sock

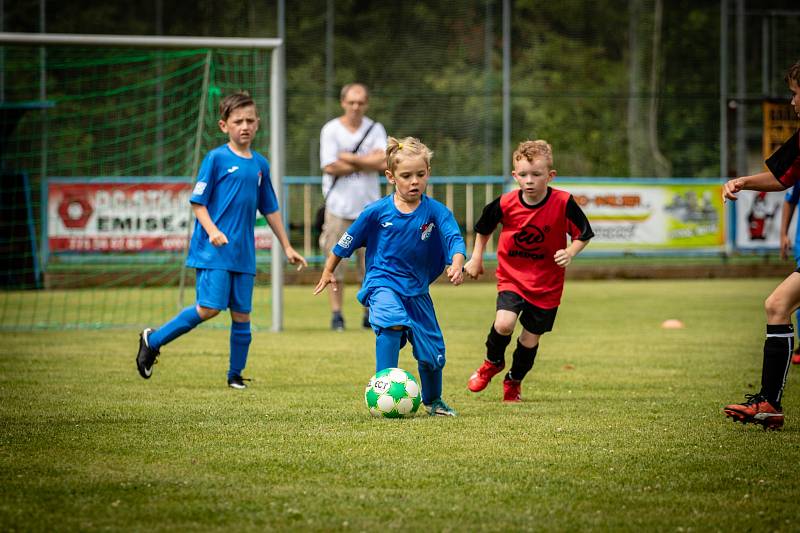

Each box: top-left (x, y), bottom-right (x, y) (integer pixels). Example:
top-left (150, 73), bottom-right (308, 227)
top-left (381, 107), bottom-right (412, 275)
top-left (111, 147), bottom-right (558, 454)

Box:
top-left (485, 325), bottom-right (512, 365)
top-left (762, 324), bottom-right (794, 408)
top-left (507, 340), bottom-right (538, 381)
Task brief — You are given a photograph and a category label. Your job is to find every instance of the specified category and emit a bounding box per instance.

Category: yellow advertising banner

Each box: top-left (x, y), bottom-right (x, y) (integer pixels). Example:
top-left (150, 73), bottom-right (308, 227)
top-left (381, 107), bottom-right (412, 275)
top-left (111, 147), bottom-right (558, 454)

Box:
top-left (558, 181), bottom-right (724, 250)
top-left (763, 99), bottom-right (799, 161)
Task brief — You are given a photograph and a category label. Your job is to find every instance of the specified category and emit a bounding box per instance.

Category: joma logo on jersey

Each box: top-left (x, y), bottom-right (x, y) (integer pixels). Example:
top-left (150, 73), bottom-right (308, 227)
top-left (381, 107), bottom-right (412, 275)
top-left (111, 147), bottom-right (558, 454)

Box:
top-left (420, 222), bottom-right (435, 241)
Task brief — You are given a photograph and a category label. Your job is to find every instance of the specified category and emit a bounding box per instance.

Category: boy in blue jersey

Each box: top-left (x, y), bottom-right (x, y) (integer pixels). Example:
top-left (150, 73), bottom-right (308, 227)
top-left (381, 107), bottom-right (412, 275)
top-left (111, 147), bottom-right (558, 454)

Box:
top-left (779, 184), bottom-right (800, 365)
top-left (136, 92), bottom-right (307, 389)
top-left (314, 136), bottom-right (466, 416)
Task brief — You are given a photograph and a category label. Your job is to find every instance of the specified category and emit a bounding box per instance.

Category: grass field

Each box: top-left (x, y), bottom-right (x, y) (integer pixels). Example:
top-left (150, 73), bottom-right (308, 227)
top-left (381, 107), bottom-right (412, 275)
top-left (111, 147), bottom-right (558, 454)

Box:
top-left (2, 279), bottom-right (800, 531)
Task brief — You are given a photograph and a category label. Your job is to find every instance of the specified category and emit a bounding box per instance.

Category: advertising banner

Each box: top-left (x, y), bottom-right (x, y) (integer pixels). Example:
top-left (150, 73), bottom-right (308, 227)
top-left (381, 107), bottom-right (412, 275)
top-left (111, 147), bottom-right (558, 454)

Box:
top-left (47, 180), bottom-right (273, 252)
top-left (733, 189), bottom-right (795, 250)
top-left (763, 100), bottom-right (798, 162)
top-left (559, 181), bottom-right (725, 249)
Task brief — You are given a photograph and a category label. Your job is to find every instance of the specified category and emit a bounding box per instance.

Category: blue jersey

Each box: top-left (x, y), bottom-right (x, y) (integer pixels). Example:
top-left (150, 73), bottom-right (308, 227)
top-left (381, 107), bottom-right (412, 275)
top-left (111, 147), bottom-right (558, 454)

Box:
top-left (187, 144), bottom-right (278, 274)
top-left (333, 194), bottom-right (466, 297)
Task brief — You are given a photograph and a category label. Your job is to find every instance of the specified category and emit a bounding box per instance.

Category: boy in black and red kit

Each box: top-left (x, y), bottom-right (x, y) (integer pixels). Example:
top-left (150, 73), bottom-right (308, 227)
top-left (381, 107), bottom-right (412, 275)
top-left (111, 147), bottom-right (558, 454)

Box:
top-left (464, 140), bottom-right (594, 402)
top-left (722, 59), bottom-right (800, 430)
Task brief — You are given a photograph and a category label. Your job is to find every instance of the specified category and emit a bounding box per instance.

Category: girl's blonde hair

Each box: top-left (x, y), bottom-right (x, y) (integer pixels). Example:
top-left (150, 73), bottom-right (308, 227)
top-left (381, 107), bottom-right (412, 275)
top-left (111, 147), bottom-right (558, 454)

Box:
top-left (513, 140), bottom-right (553, 167)
top-left (386, 136), bottom-right (433, 172)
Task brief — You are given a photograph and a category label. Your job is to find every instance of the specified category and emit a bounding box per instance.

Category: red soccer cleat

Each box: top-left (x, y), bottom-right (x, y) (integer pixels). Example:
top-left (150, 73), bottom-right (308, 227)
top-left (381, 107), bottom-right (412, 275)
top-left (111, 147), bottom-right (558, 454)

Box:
top-left (723, 394), bottom-right (784, 430)
top-left (467, 360), bottom-right (505, 392)
top-left (503, 378), bottom-right (522, 403)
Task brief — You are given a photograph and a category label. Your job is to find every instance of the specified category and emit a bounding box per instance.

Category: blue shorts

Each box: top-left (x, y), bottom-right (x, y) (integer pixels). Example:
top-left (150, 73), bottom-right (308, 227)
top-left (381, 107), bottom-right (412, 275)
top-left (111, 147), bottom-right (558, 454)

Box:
top-left (195, 268), bottom-right (255, 313)
top-left (361, 286), bottom-right (446, 370)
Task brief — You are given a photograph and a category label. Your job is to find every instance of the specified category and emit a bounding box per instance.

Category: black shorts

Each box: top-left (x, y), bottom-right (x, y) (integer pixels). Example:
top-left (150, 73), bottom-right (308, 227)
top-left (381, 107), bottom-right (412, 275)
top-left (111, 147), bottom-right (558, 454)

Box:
top-left (496, 290), bottom-right (558, 335)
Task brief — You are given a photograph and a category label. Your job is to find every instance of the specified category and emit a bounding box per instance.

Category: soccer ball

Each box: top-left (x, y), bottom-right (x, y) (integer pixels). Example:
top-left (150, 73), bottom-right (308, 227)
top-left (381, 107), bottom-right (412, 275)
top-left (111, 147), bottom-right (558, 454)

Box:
top-left (364, 367), bottom-right (421, 418)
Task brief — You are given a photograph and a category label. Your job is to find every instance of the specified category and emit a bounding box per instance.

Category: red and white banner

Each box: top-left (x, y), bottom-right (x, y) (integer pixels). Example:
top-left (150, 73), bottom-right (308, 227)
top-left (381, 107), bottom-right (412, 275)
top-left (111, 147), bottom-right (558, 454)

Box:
top-left (47, 181), bottom-right (273, 252)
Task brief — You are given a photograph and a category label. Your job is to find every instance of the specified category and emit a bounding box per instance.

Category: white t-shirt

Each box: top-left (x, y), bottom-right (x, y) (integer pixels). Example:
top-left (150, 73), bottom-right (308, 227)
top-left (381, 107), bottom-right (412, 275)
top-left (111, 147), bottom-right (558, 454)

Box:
top-left (320, 116), bottom-right (387, 219)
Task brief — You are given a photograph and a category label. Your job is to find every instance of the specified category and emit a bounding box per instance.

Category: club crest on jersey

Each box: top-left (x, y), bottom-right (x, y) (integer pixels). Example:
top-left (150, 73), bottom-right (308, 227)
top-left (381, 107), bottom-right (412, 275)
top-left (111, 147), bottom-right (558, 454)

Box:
top-left (420, 222), bottom-right (435, 241)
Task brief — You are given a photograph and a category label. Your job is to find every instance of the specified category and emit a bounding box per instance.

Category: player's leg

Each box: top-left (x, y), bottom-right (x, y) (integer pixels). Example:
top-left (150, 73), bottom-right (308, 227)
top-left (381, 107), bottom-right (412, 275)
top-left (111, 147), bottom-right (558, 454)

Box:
top-left (794, 254), bottom-right (800, 364)
top-left (136, 268), bottom-right (220, 379)
top-left (404, 294), bottom-right (455, 417)
top-left (467, 291), bottom-right (522, 393)
top-left (227, 273), bottom-right (255, 389)
top-left (320, 211), bottom-right (350, 331)
top-left (365, 287), bottom-right (411, 372)
top-left (724, 272), bottom-right (800, 429)
top-left (503, 304), bottom-right (558, 402)
top-left (356, 247), bottom-right (370, 328)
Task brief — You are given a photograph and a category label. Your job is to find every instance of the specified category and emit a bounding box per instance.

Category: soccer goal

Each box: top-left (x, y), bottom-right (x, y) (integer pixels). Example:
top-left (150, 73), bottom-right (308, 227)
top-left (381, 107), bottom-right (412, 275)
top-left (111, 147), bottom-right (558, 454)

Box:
top-left (0, 32), bottom-right (288, 331)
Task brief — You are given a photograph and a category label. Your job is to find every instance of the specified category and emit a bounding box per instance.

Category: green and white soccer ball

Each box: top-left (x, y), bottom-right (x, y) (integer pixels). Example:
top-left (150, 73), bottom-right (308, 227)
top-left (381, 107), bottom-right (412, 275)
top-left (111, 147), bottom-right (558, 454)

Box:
top-left (364, 367), bottom-right (421, 418)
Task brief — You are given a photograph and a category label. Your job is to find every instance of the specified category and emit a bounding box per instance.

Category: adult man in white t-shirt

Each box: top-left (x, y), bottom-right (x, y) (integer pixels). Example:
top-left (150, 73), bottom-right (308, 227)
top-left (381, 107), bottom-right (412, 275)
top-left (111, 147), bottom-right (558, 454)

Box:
top-left (319, 83), bottom-right (387, 330)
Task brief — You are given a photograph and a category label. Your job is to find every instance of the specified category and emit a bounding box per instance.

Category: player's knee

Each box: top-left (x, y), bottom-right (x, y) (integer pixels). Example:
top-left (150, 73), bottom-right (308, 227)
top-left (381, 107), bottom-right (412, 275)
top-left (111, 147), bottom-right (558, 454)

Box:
top-left (518, 330), bottom-right (540, 348)
top-left (494, 321), bottom-right (515, 336)
top-left (231, 311), bottom-right (250, 322)
top-left (196, 305), bottom-right (220, 320)
top-left (764, 293), bottom-right (790, 321)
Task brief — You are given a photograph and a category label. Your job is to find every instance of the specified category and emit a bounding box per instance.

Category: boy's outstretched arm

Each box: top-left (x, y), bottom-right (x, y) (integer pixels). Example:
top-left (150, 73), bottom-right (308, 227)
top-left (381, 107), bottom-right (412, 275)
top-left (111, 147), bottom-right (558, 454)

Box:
top-left (313, 253), bottom-right (343, 295)
top-left (446, 253), bottom-right (466, 286)
top-left (192, 203), bottom-right (228, 246)
top-left (265, 211), bottom-right (307, 271)
top-left (723, 171), bottom-right (785, 201)
top-left (554, 239), bottom-right (589, 268)
top-left (464, 233), bottom-right (491, 279)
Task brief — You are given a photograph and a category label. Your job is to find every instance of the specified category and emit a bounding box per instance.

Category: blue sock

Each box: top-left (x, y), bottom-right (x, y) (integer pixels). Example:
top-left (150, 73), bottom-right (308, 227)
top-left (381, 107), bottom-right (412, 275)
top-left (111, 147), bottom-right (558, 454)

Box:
top-left (418, 362), bottom-right (442, 405)
top-left (375, 327), bottom-right (403, 372)
top-left (149, 305), bottom-right (203, 350)
top-left (228, 321), bottom-right (251, 380)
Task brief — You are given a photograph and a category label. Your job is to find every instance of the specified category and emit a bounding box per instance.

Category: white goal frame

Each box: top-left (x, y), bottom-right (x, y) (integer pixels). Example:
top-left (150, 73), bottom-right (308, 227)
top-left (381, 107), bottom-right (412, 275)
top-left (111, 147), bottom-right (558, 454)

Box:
top-left (0, 32), bottom-right (289, 332)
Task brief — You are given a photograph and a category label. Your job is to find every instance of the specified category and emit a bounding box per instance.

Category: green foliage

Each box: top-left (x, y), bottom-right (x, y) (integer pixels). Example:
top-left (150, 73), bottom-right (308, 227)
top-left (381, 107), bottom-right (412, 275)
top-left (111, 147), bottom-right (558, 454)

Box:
top-left (2, 280), bottom-right (800, 531)
top-left (5, 1), bottom-right (800, 180)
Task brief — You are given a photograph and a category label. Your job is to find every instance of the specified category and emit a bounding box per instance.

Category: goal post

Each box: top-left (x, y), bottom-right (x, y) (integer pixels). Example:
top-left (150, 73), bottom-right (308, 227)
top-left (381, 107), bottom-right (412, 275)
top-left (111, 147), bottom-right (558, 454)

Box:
top-left (0, 32), bottom-right (287, 332)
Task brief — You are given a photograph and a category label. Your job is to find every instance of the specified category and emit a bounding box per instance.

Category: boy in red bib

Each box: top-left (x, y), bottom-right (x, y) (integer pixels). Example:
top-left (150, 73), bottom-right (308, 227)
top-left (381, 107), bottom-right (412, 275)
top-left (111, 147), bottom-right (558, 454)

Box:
top-left (464, 140), bottom-right (594, 402)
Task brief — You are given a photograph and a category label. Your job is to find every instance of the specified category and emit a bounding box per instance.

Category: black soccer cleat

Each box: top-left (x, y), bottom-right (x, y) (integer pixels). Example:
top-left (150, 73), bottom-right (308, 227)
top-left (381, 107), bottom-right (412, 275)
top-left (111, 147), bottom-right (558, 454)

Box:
top-left (227, 374), bottom-right (252, 390)
top-left (136, 327), bottom-right (160, 379)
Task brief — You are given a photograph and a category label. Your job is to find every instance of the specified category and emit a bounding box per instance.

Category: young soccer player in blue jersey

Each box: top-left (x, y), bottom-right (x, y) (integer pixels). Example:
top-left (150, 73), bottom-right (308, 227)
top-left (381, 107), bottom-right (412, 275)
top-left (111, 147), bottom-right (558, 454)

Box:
top-left (313, 136), bottom-right (466, 416)
top-left (136, 91), bottom-right (307, 389)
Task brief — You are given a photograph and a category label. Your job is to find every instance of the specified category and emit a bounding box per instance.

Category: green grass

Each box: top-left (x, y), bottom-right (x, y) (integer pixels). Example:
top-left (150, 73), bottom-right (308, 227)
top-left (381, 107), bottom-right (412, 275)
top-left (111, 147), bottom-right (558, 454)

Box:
top-left (2, 279), bottom-right (799, 531)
